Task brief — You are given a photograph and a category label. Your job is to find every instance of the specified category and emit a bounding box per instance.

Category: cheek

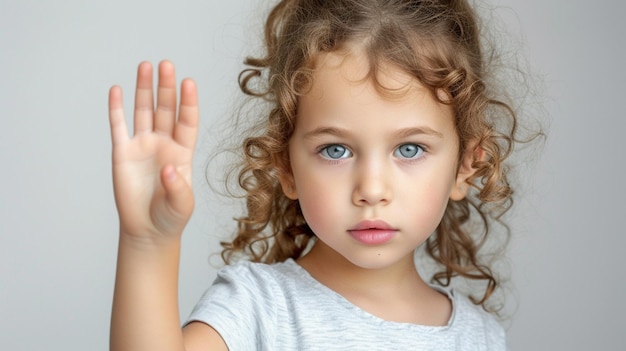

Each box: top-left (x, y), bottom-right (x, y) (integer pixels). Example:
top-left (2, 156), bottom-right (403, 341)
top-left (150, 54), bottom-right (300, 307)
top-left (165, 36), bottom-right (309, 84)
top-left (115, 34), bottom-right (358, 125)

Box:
top-left (293, 169), bottom-right (346, 235)
top-left (401, 172), bottom-right (454, 229)
top-left (424, 188), bottom-right (451, 224)
top-left (297, 187), bottom-right (340, 235)
top-left (427, 174), bottom-right (454, 204)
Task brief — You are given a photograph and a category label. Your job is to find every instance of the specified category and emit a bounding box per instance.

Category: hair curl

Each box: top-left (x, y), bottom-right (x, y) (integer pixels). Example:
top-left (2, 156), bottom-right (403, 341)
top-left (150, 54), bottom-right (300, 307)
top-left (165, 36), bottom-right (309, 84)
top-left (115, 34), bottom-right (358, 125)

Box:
top-left (221, 0), bottom-right (522, 309)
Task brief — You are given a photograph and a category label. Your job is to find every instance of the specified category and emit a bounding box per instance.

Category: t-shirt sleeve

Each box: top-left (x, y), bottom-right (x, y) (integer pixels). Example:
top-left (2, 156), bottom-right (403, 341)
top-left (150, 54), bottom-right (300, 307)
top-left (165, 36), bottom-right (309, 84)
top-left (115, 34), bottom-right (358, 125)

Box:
top-left (184, 263), bottom-right (278, 351)
top-left (483, 313), bottom-right (508, 351)
top-left (449, 292), bottom-right (508, 350)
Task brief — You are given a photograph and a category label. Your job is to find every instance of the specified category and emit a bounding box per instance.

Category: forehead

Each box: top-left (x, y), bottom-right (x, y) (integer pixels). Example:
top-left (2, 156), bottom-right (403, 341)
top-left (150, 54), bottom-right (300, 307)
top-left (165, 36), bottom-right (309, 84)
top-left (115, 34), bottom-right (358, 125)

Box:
top-left (297, 49), bottom-right (455, 134)
top-left (309, 48), bottom-right (418, 96)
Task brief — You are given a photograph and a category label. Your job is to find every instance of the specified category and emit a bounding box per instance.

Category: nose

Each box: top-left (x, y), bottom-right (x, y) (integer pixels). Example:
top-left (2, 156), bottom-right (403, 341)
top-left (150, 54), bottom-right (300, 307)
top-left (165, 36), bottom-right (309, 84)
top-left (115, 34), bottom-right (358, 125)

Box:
top-left (352, 158), bottom-right (392, 207)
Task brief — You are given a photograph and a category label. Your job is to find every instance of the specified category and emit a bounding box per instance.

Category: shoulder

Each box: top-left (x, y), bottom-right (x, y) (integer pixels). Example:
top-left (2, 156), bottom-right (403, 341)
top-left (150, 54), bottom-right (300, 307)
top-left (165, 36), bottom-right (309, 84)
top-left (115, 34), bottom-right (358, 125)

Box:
top-left (448, 291), bottom-right (508, 350)
top-left (185, 260), bottom-right (301, 350)
top-left (192, 259), bottom-right (307, 314)
top-left (212, 259), bottom-right (299, 291)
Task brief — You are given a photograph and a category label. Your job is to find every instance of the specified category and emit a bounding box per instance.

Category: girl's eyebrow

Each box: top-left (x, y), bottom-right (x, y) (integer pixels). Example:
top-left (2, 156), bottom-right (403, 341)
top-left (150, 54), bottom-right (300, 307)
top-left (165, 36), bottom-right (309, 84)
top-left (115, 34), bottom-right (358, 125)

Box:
top-left (303, 127), bottom-right (350, 139)
top-left (395, 127), bottom-right (443, 139)
top-left (303, 126), bottom-right (443, 139)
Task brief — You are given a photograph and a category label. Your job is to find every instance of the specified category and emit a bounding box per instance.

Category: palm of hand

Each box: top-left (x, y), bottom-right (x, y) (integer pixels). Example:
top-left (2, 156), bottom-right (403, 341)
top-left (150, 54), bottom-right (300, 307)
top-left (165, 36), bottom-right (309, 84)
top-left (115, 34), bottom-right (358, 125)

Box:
top-left (109, 61), bottom-right (199, 240)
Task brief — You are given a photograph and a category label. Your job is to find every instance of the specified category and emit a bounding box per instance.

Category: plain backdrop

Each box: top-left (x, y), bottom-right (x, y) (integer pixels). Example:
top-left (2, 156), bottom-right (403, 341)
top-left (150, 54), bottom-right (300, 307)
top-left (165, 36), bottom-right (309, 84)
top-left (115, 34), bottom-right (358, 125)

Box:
top-left (1, 0), bottom-right (624, 350)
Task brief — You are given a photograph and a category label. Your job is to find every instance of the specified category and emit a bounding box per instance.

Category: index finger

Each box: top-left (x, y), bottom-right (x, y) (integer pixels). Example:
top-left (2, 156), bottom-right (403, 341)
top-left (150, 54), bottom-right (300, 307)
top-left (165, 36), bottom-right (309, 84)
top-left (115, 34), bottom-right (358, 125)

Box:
top-left (174, 78), bottom-right (199, 150)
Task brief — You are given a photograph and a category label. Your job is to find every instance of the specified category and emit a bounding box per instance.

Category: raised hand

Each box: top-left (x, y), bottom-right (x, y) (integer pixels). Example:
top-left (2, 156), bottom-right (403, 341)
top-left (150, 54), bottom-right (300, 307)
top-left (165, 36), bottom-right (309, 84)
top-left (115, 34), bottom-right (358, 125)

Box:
top-left (108, 61), bottom-right (199, 242)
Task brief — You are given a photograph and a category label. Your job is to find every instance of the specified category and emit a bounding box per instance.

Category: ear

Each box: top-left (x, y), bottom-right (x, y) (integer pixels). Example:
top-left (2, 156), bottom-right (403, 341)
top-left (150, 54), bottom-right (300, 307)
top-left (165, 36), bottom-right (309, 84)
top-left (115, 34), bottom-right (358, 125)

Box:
top-left (449, 144), bottom-right (484, 201)
top-left (275, 151), bottom-right (298, 200)
top-left (278, 172), bottom-right (298, 200)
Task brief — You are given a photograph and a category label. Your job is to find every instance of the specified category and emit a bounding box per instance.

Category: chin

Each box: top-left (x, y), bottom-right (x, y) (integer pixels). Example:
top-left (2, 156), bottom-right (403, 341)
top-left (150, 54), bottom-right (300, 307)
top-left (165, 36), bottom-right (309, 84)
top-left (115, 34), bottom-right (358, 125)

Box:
top-left (344, 252), bottom-right (409, 271)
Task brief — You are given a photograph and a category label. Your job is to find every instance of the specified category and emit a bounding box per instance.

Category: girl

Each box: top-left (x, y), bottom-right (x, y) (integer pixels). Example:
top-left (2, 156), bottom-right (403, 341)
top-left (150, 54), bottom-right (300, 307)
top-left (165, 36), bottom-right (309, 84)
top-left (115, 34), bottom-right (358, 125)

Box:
top-left (109, 1), bottom-right (520, 350)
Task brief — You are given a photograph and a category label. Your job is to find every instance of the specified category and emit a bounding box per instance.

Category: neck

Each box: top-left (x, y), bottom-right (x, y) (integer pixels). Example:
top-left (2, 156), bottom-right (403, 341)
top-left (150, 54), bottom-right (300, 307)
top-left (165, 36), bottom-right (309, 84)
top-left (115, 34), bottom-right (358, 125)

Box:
top-left (297, 240), bottom-right (452, 326)
top-left (297, 240), bottom-right (429, 299)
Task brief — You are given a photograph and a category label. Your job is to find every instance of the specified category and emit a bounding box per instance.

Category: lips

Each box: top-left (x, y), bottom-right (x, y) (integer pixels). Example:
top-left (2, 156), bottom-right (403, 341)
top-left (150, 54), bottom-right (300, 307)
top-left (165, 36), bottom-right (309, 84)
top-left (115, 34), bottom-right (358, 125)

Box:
top-left (348, 220), bottom-right (397, 245)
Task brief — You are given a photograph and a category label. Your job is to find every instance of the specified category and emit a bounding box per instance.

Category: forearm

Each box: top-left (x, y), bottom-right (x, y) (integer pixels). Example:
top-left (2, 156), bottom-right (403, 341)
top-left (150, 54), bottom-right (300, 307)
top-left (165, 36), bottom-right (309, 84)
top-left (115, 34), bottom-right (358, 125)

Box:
top-left (110, 233), bottom-right (185, 351)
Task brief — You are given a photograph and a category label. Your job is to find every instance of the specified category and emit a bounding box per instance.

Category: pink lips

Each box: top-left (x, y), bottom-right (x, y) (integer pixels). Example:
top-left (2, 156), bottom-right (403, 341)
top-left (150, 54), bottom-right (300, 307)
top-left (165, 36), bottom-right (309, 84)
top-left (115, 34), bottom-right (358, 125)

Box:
top-left (348, 220), bottom-right (397, 245)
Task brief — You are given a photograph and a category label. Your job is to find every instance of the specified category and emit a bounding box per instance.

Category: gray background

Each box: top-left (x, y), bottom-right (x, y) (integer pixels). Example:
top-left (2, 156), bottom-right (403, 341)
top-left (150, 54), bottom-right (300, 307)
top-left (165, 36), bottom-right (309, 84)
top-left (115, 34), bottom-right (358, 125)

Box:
top-left (1, 0), bottom-right (624, 349)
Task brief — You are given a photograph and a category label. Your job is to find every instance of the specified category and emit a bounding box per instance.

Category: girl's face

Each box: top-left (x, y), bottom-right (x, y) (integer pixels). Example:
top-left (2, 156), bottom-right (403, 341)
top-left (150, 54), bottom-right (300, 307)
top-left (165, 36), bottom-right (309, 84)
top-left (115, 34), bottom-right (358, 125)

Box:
top-left (281, 49), bottom-right (473, 270)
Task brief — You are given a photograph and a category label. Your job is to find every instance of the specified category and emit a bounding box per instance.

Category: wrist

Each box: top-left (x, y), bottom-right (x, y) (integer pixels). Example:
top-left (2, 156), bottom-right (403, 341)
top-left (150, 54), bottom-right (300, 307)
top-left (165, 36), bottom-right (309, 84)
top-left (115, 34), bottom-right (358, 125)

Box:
top-left (118, 227), bottom-right (183, 253)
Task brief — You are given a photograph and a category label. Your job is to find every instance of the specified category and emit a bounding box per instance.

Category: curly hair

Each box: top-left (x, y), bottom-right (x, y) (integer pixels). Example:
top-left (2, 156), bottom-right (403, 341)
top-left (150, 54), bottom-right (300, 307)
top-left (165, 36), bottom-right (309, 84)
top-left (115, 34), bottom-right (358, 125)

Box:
top-left (221, 0), bottom-right (520, 309)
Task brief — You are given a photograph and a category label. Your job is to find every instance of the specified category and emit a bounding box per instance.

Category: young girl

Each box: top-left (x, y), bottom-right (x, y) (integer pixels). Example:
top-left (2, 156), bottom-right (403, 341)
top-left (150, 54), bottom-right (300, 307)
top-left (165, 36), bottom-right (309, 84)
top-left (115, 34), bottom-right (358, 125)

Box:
top-left (109, 1), bottom-right (520, 350)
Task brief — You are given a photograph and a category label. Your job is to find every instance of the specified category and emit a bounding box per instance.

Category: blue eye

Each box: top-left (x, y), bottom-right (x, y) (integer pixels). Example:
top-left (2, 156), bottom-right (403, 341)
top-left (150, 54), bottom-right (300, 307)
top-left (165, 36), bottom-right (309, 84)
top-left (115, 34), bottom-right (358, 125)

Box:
top-left (320, 144), bottom-right (352, 159)
top-left (395, 144), bottom-right (424, 159)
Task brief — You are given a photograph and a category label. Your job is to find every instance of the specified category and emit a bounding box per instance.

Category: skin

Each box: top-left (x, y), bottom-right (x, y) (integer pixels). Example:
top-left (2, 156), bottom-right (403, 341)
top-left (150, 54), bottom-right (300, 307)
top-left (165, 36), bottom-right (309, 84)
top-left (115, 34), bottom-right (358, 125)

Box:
top-left (109, 61), bottom-right (226, 351)
top-left (281, 48), bottom-right (476, 326)
top-left (109, 54), bottom-right (476, 350)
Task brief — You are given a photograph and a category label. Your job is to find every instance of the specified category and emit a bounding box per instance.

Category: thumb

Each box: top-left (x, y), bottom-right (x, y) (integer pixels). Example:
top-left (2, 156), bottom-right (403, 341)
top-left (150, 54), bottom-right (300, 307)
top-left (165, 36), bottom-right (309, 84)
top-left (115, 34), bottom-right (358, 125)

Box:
top-left (160, 164), bottom-right (194, 223)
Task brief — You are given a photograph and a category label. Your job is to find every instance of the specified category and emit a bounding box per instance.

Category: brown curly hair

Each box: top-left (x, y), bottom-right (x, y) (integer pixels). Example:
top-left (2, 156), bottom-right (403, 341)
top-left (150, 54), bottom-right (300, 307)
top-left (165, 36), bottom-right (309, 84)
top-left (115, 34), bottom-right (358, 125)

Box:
top-left (221, 0), bottom-right (520, 309)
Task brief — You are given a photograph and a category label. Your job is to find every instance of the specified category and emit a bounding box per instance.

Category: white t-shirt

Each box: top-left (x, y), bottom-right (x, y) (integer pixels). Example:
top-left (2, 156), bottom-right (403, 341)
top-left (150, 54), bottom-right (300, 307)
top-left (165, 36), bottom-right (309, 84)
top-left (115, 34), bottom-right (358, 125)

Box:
top-left (186, 259), bottom-right (507, 350)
